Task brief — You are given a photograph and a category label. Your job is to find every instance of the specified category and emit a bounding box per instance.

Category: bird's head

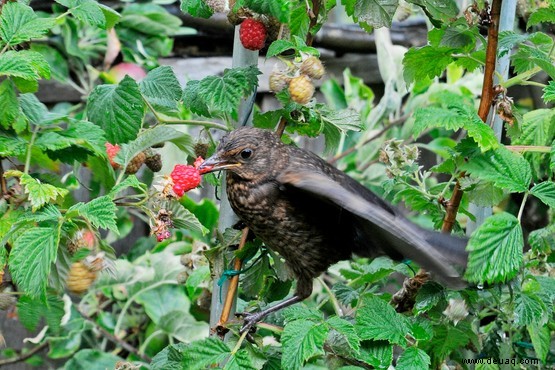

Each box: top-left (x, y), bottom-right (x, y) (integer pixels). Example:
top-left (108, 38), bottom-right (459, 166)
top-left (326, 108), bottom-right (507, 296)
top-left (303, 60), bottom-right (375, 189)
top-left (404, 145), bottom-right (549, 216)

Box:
top-left (198, 127), bottom-right (286, 181)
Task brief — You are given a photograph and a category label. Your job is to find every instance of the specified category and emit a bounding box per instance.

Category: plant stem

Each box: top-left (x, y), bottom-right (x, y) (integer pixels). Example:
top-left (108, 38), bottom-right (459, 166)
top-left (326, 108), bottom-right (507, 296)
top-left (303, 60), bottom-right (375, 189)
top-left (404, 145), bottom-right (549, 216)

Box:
top-left (317, 277), bottom-right (343, 316)
top-left (506, 145), bottom-right (551, 153)
top-left (0, 342), bottom-right (48, 366)
top-left (230, 330), bottom-right (249, 355)
top-left (139, 329), bottom-right (165, 355)
top-left (517, 192), bottom-right (529, 222)
top-left (24, 126), bottom-right (40, 174)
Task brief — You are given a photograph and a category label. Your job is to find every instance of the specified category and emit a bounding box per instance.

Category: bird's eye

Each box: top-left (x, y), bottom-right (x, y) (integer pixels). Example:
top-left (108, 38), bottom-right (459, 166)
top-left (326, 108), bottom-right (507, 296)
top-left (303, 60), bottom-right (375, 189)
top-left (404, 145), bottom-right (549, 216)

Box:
top-left (240, 148), bottom-right (253, 159)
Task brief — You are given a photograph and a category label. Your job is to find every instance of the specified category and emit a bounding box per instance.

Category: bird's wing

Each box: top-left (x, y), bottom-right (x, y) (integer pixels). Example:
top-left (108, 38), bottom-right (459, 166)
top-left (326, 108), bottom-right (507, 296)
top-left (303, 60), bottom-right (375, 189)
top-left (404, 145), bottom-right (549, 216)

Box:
top-left (278, 171), bottom-right (467, 288)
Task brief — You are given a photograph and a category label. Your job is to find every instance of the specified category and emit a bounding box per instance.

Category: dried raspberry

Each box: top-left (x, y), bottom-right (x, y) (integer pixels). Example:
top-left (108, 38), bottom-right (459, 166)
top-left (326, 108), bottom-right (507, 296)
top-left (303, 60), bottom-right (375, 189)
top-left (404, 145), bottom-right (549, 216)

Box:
top-left (289, 75), bottom-right (315, 105)
top-left (156, 229), bottom-right (171, 242)
top-left (300, 56), bottom-right (325, 80)
top-left (170, 164), bottom-right (201, 197)
top-left (239, 18), bottom-right (267, 51)
top-left (125, 151), bottom-right (146, 174)
top-left (194, 142), bottom-right (209, 159)
top-left (105, 142), bottom-right (121, 169)
top-left (145, 153), bottom-right (162, 172)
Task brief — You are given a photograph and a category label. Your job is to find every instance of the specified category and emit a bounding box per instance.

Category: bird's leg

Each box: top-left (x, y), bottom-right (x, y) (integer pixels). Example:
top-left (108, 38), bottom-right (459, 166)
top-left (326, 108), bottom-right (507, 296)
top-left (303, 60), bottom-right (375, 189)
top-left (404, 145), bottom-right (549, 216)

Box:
top-left (239, 277), bottom-right (313, 334)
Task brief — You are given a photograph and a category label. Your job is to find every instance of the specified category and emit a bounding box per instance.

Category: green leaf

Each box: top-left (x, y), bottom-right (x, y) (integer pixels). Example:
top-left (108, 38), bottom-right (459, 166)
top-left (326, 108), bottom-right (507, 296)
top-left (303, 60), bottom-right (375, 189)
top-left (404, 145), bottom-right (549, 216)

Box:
top-left (530, 181), bottom-right (555, 208)
top-left (223, 349), bottom-right (257, 370)
top-left (407, 0), bottom-right (458, 24)
top-left (465, 212), bottom-right (523, 284)
top-left (403, 45), bottom-right (453, 83)
top-left (332, 283), bottom-right (359, 307)
top-left (68, 196), bottom-right (118, 233)
top-left (114, 126), bottom-right (192, 169)
top-left (289, 4), bottom-right (310, 39)
top-left (0, 50), bottom-right (50, 81)
top-left (326, 316), bottom-right (361, 354)
top-left (87, 75), bottom-right (145, 144)
top-left (17, 294), bottom-right (65, 333)
top-left (355, 295), bottom-right (409, 345)
top-left (266, 39), bottom-right (295, 58)
top-left (528, 225), bottom-right (555, 254)
top-left (396, 347), bottom-right (431, 370)
top-left (180, 0), bottom-right (213, 19)
top-left (282, 319), bottom-right (328, 370)
top-left (0, 79), bottom-right (19, 129)
top-left (0, 134), bottom-right (27, 156)
top-left (283, 305), bottom-right (324, 323)
top-left (136, 285), bottom-right (190, 324)
top-left (139, 66), bottom-right (182, 114)
top-left (425, 323), bottom-right (473, 363)
top-left (527, 6), bottom-right (555, 28)
top-left (108, 175), bottom-right (144, 197)
top-left (358, 340), bottom-right (393, 369)
top-left (9, 227), bottom-right (58, 298)
top-left (183, 66), bottom-right (261, 120)
top-left (64, 349), bottom-right (122, 370)
top-left (20, 173), bottom-right (68, 211)
top-left (30, 44), bottom-right (69, 83)
top-left (121, 3), bottom-right (182, 36)
top-left (163, 200), bottom-right (208, 236)
top-left (342, 0), bottom-right (399, 28)
top-left (20, 93), bottom-right (65, 126)
top-left (514, 109), bottom-right (555, 147)
top-left (55, 0), bottom-right (111, 28)
top-left (235, 0), bottom-right (291, 23)
top-left (181, 338), bottom-right (232, 369)
top-left (542, 81), bottom-right (555, 103)
top-left (151, 343), bottom-right (187, 370)
top-left (514, 290), bottom-right (547, 326)
top-left (414, 282), bottom-right (445, 314)
top-left (0, 2), bottom-right (55, 46)
top-left (464, 181), bottom-right (505, 207)
top-left (527, 323), bottom-right (550, 363)
top-left (158, 311), bottom-right (209, 344)
top-left (461, 146), bottom-right (532, 193)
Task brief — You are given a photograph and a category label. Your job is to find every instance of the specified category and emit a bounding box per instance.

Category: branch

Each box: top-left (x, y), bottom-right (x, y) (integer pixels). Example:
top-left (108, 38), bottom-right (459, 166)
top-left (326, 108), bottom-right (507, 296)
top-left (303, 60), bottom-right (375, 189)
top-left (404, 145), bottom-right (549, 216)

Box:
top-left (78, 309), bottom-right (151, 363)
top-left (0, 158), bottom-right (7, 196)
top-left (0, 342), bottom-right (48, 366)
top-left (215, 227), bottom-right (249, 338)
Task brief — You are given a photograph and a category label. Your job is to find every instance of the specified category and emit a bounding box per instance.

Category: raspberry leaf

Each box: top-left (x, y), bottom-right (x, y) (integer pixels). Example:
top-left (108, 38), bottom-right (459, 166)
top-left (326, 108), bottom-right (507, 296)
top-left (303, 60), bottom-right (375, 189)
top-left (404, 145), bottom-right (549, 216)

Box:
top-left (235, 0), bottom-right (291, 23)
top-left (139, 66), bottom-right (182, 115)
top-left (0, 2), bottom-right (55, 46)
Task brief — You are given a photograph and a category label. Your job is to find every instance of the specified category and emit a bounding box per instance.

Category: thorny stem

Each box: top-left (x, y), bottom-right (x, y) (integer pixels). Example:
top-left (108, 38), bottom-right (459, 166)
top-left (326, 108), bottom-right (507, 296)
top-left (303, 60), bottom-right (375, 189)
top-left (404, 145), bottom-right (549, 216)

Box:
top-left (441, 0), bottom-right (502, 234)
top-left (217, 227), bottom-right (249, 335)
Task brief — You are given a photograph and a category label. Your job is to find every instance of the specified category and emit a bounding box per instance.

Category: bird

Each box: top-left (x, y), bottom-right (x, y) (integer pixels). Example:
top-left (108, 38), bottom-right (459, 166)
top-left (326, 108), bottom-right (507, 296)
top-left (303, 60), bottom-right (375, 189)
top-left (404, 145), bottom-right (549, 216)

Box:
top-left (199, 126), bottom-right (468, 332)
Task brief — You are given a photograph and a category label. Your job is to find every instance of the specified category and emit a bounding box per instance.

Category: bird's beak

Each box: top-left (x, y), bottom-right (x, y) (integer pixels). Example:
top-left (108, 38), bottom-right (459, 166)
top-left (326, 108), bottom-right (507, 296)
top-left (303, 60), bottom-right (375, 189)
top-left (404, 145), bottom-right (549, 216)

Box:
top-left (198, 153), bottom-right (241, 174)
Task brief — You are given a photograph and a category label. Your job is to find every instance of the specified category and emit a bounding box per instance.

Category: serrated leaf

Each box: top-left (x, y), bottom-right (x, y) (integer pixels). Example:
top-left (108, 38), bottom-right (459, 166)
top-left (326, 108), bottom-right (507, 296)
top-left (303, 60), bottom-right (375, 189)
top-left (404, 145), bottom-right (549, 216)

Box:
top-left (180, 0), bottom-right (213, 19)
top-left (465, 212), bottom-right (523, 284)
top-left (359, 340), bottom-right (393, 369)
top-left (20, 93), bottom-right (66, 126)
top-left (414, 282), bottom-right (445, 314)
top-left (513, 109), bottom-right (555, 147)
top-left (61, 119), bottom-right (107, 156)
top-left (114, 125), bottom-right (192, 169)
top-left (56, 0), bottom-right (108, 28)
top-left (9, 227), bottom-right (58, 298)
top-left (514, 290), bottom-right (547, 326)
top-left (64, 349), bottom-right (122, 370)
top-left (68, 196), bottom-right (118, 233)
top-left (0, 134), bottom-right (27, 156)
top-left (407, 0), bottom-right (458, 24)
top-left (425, 323), bottom-right (472, 363)
top-left (223, 349), bottom-right (256, 370)
top-left (139, 66), bottom-right (182, 114)
top-left (16, 293), bottom-right (65, 333)
top-left (355, 295), bottom-right (409, 345)
top-left (20, 174), bottom-right (68, 211)
top-left (0, 79), bottom-right (19, 129)
top-left (163, 200), bottom-right (208, 235)
top-left (461, 146), bottom-right (532, 193)
top-left (332, 283), bottom-right (360, 307)
top-left (121, 3), bottom-right (182, 36)
top-left (530, 181), bottom-right (555, 208)
top-left (87, 75), bottom-right (145, 144)
top-left (181, 338), bottom-right (231, 369)
top-left (235, 0), bottom-right (291, 23)
top-left (0, 2), bottom-right (55, 46)
top-left (403, 45), bottom-right (453, 83)
top-left (465, 181), bottom-right (505, 207)
top-left (498, 31), bottom-right (531, 57)
top-left (527, 323), bottom-right (550, 363)
top-left (527, 6), bottom-right (555, 28)
top-left (30, 44), bottom-right (69, 83)
top-left (396, 347), bottom-right (431, 370)
top-left (0, 50), bottom-right (50, 81)
top-left (528, 225), bottom-right (555, 254)
top-left (343, 0), bottom-right (399, 28)
top-left (283, 305), bottom-right (323, 323)
top-left (151, 343), bottom-right (187, 370)
top-left (326, 316), bottom-right (361, 354)
top-left (266, 39), bottom-right (295, 58)
top-left (289, 4), bottom-right (310, 39)
top-left (282, 319), bottom-right (328, 370)
top-left (542, 81), bottom-right (555, 103)
top-left (108, 175), bottom-right (144, 197)
top-left (184, 66), bottom-right (261, 120)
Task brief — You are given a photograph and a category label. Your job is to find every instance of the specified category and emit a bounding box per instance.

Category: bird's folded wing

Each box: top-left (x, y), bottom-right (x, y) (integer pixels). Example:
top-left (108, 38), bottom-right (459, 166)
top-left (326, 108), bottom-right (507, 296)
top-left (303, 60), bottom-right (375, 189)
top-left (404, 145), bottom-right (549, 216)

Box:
top-left (278, 171), bottom-right (467, 288)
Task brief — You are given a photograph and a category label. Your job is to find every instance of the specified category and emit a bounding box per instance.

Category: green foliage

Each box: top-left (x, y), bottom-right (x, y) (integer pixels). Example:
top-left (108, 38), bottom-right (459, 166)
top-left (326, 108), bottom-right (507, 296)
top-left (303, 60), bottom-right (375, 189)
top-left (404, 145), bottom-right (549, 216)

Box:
top-left (0, 2), bottom-right (55, 46)
top-left (342, 0), bottom-right (399, 28)
top-left (355, 295), bottom-right (409, 345)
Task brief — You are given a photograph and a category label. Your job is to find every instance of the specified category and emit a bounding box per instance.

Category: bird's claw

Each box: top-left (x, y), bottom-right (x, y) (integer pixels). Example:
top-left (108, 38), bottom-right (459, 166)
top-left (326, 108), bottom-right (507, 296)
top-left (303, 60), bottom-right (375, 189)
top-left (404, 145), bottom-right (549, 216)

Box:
top-left (236, 312), bottom-right (263, 334)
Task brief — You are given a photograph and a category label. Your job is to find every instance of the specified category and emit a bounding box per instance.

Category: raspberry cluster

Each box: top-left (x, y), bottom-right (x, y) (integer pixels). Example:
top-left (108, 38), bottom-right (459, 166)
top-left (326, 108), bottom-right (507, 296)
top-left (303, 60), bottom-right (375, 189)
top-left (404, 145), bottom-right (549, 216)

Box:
top-left (105, 142), bottom-right (163, 174)
top-left (170, 161), bottom-right (203, 197)
top-left (269, 55), bottom-right (325, 105)
top-left (239, 18), bottom-right (267, 51)
top-left (105, 142), bottom-right (121, 168)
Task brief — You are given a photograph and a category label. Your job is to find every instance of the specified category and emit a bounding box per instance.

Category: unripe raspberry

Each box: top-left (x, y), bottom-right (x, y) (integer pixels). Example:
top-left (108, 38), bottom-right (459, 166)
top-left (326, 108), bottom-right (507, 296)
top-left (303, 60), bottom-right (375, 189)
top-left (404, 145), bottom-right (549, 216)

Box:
top-left (145, 153), bottom-right (162, 172)
top-left (67, 229), bottom-right (96, 255)
top-left (204, 0), bottom-right (226, 12)
top-left (269, 70), bottom-right (291, 92)
top-left (105, 142), bottom-right (121, 169)
top-left (300, 56), bottom-right (325, 79)
top-left (239, 18), bottom-right (267, 51)
top-left (170, 165), bottom-right (201, 197)
top-left (125, 151), bottom-right (146, 174)
top-left (194, 142), bottom-right (209, 159)
top-left (67, 261), bottom-right (97, 294)
top-left (289, 75), bottom-right (315, 105)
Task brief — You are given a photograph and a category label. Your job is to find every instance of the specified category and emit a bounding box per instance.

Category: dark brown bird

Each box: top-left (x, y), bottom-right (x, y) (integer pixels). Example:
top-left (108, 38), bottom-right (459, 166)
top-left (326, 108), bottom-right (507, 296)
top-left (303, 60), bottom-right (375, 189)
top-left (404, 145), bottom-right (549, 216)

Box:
top-left (200, 127), bottom-right (467, 332)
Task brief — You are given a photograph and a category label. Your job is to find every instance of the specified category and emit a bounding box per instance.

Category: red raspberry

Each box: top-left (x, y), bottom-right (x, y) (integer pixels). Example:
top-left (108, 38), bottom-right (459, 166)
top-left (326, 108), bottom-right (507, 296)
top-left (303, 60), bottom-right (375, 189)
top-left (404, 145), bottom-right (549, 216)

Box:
top-left (239, 18), bottom-right (267, 51)
top-left (170, 164), bottom-right (201, 197)
top-left (105, 142), bottom-right (121, 169)
top-left (156, 230), bottom-right (171, 242)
